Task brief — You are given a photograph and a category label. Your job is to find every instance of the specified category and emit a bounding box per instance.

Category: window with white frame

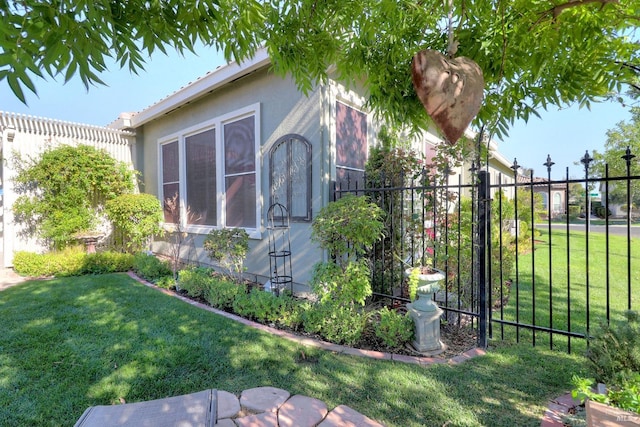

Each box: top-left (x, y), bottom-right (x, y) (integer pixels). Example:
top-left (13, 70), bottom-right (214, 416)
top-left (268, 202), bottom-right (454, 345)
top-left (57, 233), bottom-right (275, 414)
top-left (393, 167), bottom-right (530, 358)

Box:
top-left (158, 104), bottom-right (260, 235)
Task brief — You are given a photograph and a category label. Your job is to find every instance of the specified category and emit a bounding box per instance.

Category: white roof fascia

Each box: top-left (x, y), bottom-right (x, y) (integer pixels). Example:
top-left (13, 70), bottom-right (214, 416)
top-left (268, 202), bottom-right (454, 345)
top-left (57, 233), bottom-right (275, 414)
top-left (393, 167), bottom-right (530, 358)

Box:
top-left (130, 48), bottom-right (271, 128)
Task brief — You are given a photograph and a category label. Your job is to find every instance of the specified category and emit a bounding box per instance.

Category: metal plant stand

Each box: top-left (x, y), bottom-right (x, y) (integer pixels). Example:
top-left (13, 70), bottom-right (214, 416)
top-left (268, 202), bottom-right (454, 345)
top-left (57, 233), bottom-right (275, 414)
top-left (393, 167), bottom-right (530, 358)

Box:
top-left (267, 202), bottom-right (293, 295)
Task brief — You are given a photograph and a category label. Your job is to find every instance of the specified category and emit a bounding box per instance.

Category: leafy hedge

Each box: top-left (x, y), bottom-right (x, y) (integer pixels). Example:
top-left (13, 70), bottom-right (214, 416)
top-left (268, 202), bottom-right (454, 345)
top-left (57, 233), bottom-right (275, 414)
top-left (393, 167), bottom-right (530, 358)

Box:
top-left (13, 248), bottom-right (134, 277)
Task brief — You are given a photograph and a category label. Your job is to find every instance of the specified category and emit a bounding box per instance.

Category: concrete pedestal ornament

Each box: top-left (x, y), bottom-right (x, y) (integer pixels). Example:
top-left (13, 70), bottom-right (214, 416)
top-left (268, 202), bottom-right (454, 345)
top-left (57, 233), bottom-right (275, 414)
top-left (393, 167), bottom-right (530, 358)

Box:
top-left (405, 267), bottom-right (446, 355)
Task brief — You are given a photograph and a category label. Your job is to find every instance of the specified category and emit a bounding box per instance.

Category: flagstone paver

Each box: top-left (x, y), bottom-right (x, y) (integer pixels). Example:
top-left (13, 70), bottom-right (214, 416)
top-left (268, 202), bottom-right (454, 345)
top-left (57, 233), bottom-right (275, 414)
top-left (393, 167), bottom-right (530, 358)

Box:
top-left (217, 390), bottom-right (241, 419)
top-left (240, 386), bottom-right (290, 413)
top-left (277, 394), bottom-right (328, 427)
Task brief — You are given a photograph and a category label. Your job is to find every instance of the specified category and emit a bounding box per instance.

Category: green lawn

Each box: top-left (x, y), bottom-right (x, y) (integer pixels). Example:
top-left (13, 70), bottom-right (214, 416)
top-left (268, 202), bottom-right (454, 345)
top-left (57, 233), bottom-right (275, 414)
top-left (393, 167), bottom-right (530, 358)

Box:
top-left (0, 273), bottom-right (587, 427)
top-left (496, 228), bottom-right (640, 352)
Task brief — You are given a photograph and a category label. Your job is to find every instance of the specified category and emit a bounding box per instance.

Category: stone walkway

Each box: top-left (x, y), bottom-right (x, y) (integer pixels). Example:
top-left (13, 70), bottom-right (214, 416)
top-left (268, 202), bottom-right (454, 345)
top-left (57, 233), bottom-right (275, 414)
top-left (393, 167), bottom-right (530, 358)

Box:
top-left (539, 393), bottom-right (581, 427)
top-left (217, 386), bottom-right (381, 427)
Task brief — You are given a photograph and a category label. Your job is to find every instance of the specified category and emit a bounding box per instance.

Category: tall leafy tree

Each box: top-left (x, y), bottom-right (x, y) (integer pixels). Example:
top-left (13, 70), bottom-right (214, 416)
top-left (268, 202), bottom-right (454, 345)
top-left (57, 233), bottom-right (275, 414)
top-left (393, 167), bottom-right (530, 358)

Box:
top-left (591, 106), bottom-right (640, 207)
top-left (1, 0), bottom-right (638, 137)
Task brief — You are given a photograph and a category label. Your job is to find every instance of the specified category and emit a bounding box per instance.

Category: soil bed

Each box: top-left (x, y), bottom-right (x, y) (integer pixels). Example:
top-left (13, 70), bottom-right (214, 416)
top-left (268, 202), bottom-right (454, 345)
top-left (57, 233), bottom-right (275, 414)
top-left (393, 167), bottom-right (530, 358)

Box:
top-left (175, 288), bottom-right (478, 359)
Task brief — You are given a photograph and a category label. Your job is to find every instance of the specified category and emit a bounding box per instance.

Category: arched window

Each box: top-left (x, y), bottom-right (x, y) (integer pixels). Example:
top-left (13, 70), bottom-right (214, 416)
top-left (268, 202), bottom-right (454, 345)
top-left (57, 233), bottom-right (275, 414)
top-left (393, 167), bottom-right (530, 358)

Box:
top-left (269, 134), bottom-right (312, 222)
top-left (540, 192), bottom-right (548, 211)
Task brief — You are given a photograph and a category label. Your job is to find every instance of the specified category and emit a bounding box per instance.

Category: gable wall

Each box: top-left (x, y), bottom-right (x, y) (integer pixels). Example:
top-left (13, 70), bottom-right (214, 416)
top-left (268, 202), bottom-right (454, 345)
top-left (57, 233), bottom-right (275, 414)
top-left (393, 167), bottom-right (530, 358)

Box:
top-left (139, 67), bottom-right (328, 285)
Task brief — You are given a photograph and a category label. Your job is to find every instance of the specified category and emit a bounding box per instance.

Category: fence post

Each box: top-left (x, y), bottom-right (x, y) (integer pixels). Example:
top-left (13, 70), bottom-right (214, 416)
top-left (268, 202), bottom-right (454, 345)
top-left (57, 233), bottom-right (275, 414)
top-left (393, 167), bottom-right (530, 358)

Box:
top-left (478, 170), bottom-right (489, 348)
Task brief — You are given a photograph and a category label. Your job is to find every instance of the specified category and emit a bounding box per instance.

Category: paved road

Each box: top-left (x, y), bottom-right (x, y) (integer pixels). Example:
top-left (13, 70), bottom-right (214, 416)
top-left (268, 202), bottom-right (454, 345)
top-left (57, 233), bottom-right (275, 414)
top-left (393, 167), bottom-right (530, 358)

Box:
top-left (539, 223), bottom-right (640, 238)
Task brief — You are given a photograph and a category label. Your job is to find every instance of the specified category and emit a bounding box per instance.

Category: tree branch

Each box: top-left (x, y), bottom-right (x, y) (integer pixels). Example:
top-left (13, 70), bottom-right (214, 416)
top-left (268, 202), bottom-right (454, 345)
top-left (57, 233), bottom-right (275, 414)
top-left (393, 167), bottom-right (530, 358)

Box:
top-left (550, 0), bottom-right (619, 19)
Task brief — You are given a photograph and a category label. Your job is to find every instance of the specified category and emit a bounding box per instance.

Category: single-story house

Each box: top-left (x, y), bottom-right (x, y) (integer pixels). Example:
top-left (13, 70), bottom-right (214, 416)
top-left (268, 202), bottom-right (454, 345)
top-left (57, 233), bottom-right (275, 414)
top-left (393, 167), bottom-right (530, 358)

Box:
top-left (0, 47), bottom-right (516, 287)
top-left (516, 175), bottom-right (568, 219)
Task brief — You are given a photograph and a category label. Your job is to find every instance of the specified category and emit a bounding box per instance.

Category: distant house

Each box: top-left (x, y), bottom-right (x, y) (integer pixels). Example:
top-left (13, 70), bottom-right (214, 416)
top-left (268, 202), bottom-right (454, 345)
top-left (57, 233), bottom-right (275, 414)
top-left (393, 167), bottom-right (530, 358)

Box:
top-left (516, 175), bottom-right (568, 219)
top-left (0, 47), bottom-right (516, 286)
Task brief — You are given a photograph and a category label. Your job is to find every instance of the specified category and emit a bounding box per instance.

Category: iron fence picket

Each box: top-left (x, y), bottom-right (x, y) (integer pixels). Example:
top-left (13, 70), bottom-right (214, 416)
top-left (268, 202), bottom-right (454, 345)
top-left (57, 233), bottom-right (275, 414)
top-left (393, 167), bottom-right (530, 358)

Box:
top-left (334, 150), bottom-right (639, 352)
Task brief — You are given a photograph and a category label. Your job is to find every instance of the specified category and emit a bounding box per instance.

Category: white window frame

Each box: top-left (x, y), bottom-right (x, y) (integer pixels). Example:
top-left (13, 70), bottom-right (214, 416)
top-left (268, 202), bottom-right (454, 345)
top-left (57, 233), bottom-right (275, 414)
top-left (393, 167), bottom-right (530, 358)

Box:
top-left (157, 103), bottom-right (261, 238)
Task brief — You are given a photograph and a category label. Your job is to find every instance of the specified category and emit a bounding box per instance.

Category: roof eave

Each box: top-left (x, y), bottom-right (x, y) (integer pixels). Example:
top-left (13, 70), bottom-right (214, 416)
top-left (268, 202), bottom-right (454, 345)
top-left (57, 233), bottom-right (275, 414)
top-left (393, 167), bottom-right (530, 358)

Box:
top-left (130, 49), bottom-right (271, 128)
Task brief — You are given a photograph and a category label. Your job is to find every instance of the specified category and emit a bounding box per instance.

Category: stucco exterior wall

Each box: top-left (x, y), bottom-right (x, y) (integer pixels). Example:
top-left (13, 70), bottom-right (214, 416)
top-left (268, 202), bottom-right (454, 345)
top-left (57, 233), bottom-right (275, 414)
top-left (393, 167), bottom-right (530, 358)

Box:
top-left (140, 67), bottom-right (329, 285)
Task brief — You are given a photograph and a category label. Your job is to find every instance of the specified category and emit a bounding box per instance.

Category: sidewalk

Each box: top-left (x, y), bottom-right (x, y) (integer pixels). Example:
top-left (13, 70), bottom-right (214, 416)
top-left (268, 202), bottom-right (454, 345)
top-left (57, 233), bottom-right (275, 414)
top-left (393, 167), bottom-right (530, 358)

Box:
top-left (0, 268), bottom-right (27, 291)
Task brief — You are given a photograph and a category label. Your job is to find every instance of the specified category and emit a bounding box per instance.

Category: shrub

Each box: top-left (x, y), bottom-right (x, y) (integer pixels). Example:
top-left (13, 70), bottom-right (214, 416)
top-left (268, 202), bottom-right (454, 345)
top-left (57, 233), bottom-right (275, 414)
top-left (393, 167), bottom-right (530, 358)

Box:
top-left (302, 303), bottom-right (328, 334)
top-left (319, 304), bottom-right (366, 346)
top-left (12, 145), bottom-right (135, 250)
top-left (178, 267), bottom-right (215, 298)
top-left (374, 307), bottom-right (414, 348)
top-left (572, 374), bottom-right (640, 415)
top-left (311, 194), bottom-right (384, 263)
top-left (13, 247), bottom-right (85, 277)
top-left (155, 276), bottom-right (177, 289)
top-left (247, 290), bottom-right (288, 323)
top-left (203, 228), bottom-right (249, 279)
top-left (232, 291), bottom-right (254, 320)
top-left (12, 251), bottom-right (47, 277)
top-left (13, 248), bottom-right (134, 277)
top-left (278, 296), bottom-right (306, 330)
top-left (310, 260), bottom-right (372, 307)
top-left (82, 252), bottom-right (134, 274)
top-left (132, 252), bottom-right (172, 283)
top-left (586, 310), bottom-right (640, 385)
top-left (105, 193), bottom-right (163, 253)
top-left (204, 276), bottom-right (246, 310)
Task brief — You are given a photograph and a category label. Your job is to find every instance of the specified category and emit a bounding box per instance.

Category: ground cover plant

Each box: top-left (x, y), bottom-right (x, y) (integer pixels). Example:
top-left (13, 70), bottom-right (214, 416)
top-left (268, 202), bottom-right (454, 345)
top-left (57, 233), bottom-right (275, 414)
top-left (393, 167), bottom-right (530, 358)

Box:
top-left (498, 228), bottom-right (640, 353)
top-left (0, 273), bottom-right (587, 427)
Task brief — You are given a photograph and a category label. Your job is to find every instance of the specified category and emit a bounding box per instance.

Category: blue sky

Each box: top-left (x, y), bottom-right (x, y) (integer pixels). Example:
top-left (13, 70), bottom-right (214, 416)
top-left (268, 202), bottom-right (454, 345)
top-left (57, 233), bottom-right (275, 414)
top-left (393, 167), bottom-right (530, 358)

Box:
top-left (0, 45), bottom-right (633, 180)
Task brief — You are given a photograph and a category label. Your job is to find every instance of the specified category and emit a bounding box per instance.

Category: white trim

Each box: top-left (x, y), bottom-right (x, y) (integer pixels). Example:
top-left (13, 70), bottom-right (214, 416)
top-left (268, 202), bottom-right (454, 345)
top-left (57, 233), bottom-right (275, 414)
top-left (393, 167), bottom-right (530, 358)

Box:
top-left (157, 103), bottom-right (261, 239)
top-left (131, 50), bottom-right (270, 128)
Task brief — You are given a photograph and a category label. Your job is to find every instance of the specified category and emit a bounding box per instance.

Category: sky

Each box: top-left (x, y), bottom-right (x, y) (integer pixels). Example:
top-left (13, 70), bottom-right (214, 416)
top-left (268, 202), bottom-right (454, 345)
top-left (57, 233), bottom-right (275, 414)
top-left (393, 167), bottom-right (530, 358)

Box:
top-left (0, 46), bottom-right (634, 180)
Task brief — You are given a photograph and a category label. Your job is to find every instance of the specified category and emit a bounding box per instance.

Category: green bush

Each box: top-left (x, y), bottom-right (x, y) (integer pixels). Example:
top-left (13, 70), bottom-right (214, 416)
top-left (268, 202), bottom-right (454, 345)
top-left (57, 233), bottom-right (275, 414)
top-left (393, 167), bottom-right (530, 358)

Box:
top-left (82, 252), bottom-right (134, 274)
top-left (302, 302), bottom-right (366, 345)
top-left (178, 267), bottom-right (215, 298)
top-left (572, 374), bottom-right (640, 415)
top-left (374, 307), bottom-right (414, 348)
top-left (311, 260), bottom-right (372, 307)
top-left (204, 277), bottom-right (246, 310)
top-left (106, 193), bottom-right (163, 253)
top-left (319, 304), bottom-right (366, 346)
top-left (132, 252), bottom-right (172, 283)
top-left (302, 303), bottom-right (328, 334)
top-left (586, 310), bottom-right (640, 385)
top-left (13, 247), bottom-right (84, 277)
top-left (13, 248), bottom-right (132, 277)
top-left (155, 276), bottom-right (177, 289)
top-left (275, 293), bottom-right (306, 330)
top-left (229, 289), bottom-right (288, 323)
top-left (12, 251), bottom-right (47, 277)
top-left (203, 228), bottom-right (249, 279)
top-left (232, 291), bottom-right (254, 319)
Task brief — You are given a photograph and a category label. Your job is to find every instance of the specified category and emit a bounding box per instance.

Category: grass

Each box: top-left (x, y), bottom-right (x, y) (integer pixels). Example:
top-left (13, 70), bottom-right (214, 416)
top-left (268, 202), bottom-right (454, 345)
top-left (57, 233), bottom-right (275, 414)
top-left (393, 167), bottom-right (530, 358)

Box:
top-left (0, 273), bottom-right (588, 427)
top-left (496, 228), bottom-right (640, 352)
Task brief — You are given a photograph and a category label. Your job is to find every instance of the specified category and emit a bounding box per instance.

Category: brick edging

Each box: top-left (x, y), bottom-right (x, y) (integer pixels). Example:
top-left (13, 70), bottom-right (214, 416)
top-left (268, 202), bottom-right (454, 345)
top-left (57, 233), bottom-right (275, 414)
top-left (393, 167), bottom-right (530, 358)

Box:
top-left (128, 272), bottom-right (486, 366)
top-left (540, 393), bottom-right (581, 427)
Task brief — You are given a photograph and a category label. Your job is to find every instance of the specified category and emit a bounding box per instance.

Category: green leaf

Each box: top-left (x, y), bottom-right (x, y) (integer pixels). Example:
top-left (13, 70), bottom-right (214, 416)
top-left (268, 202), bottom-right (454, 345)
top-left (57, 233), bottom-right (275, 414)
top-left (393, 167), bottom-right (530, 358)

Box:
top-left (7, 73), bottom-right (26, 103)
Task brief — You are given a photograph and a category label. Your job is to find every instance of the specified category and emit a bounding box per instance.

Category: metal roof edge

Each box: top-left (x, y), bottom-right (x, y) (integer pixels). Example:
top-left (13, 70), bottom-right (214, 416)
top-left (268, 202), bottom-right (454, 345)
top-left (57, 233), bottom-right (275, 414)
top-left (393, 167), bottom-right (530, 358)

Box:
top-left (129, 48), bottom-right (271, 128)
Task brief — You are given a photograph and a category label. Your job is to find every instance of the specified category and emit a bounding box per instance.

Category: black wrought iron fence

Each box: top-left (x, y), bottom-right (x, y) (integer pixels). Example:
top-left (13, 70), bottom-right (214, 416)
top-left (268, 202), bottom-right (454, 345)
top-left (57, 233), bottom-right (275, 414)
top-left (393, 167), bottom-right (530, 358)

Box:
top-left (335, 148), bottom-right (639, 353)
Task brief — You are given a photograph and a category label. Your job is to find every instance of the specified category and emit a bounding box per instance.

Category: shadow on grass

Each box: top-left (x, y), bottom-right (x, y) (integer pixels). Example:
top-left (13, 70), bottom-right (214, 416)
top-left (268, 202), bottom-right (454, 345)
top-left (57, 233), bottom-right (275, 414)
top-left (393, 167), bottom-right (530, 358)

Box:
top-left (0, 273), bottom-right (586, 427)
